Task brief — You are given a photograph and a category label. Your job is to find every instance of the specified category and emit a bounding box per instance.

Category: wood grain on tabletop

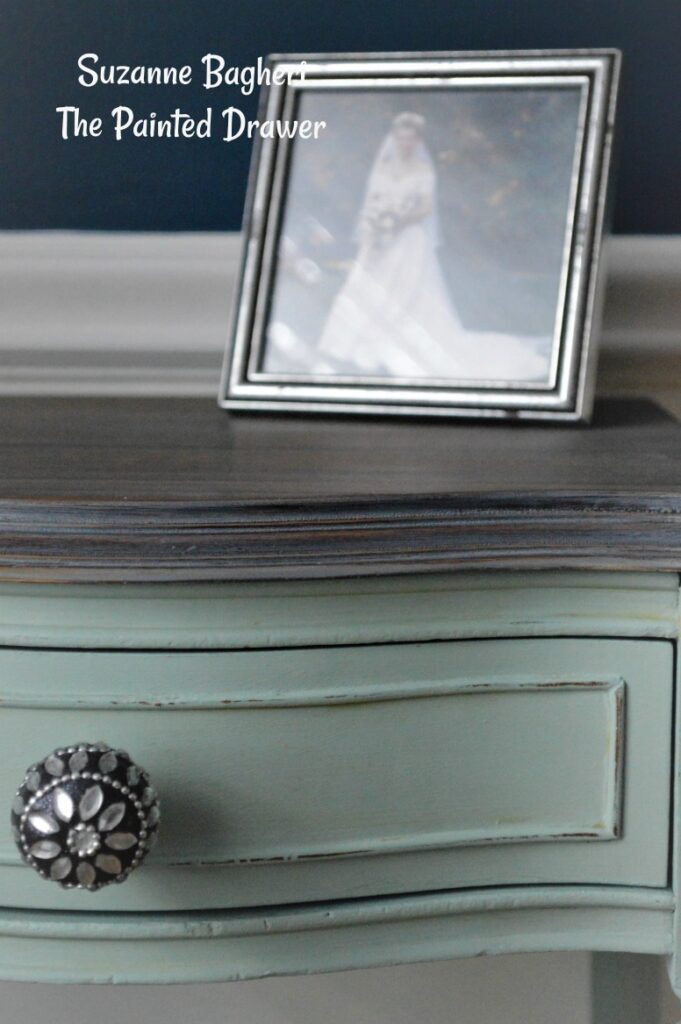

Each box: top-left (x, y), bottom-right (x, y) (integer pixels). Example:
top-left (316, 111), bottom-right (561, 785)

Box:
top-left (0, 396), bottom-right (679, 581)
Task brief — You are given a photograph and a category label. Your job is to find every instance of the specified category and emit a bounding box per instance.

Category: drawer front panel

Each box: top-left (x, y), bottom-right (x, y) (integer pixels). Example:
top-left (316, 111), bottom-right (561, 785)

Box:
top-left (0, 639), bottom-right (671, 911)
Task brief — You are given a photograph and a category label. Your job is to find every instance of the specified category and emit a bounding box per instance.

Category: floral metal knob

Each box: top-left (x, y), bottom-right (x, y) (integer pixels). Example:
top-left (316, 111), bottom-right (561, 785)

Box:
top-left (10, 742), bottom-right (160, 891)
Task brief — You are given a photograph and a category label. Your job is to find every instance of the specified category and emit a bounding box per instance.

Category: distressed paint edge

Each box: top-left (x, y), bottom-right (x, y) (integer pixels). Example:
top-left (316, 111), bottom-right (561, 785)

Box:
top-left (0, 571), bottom-right (676, 650)
top-left (0, 884), bottom-right (671, 939)
top-left (608, 678), bottom-right (626, 840)
top-left (0, 886), bottom-right (671, 984)
top-left (0, 671), bottom-right (624, 709)
top-left (666, 604), bottom-right (681, 998)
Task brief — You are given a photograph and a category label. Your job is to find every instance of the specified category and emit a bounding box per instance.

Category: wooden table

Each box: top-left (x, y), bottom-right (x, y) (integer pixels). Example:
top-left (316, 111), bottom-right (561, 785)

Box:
top-left (0, 396), bottom-right (679, 1020)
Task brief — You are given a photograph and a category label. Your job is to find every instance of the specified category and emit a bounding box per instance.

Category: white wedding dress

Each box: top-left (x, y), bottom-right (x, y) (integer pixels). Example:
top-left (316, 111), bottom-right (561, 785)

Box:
top-left (314, 134), bottom-right (550, 384)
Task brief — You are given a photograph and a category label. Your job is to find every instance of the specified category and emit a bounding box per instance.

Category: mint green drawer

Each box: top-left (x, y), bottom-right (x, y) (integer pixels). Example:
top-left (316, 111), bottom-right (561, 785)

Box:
top-left (0, 638), bottom-right (672, 912)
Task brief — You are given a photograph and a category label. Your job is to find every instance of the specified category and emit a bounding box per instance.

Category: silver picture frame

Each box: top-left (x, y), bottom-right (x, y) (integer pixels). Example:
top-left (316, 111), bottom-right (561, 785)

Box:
top-left (219, 50), bottom-right (620, 422)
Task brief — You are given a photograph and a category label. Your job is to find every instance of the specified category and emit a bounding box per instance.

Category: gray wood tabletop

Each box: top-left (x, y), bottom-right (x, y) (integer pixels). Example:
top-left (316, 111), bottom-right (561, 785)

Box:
top-left (0, 396), bottom-right (679, 581)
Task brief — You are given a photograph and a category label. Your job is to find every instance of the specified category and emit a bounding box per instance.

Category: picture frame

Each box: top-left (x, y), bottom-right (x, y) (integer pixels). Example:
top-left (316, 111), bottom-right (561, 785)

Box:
top-left (220, 50), bottom-right (620, 422)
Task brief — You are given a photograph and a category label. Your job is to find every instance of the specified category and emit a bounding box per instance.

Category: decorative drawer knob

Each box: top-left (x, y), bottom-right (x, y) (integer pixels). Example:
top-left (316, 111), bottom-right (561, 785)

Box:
top-left (10, 742), bottom-right (160, 891)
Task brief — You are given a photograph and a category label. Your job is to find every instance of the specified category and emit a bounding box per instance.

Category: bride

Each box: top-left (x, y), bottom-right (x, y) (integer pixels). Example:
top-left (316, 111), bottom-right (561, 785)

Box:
top-left (314, 111), bottom-right (549, 383)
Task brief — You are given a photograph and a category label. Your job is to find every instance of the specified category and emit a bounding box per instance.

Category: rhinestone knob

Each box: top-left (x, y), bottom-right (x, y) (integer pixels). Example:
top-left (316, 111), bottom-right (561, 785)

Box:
top-left (10, 743), bottom-right (160, 891)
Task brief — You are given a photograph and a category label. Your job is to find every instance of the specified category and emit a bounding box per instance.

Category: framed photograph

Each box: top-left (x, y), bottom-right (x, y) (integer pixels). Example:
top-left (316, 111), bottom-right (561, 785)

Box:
top-left (220, 51), bottom-right (620, 422)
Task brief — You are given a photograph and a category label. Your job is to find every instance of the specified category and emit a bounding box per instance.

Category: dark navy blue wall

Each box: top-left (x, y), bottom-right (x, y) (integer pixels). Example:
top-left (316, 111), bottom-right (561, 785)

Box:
top-left (2, 1), bottom-right (679, 232)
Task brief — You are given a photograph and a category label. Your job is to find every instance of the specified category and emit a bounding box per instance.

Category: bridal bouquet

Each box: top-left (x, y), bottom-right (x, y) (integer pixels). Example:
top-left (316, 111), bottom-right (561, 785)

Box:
top-left (361, 192), bottom-right (423, 248)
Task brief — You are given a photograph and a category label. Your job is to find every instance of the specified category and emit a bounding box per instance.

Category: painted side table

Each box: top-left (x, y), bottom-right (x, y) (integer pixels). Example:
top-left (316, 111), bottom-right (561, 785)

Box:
top-left (0, 396), bottom-right (680, 1019)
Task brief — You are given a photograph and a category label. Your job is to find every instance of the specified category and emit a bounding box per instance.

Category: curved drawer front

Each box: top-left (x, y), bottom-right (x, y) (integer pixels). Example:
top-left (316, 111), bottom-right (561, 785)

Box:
top-left (0, 638), bottom-right (672, 911)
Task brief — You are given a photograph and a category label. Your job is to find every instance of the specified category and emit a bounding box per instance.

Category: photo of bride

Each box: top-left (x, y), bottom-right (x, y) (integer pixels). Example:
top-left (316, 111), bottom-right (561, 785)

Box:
top-left (314, 111), bottom-right (548, 382)
top-left (260, 82), bottom-right (583, 389)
